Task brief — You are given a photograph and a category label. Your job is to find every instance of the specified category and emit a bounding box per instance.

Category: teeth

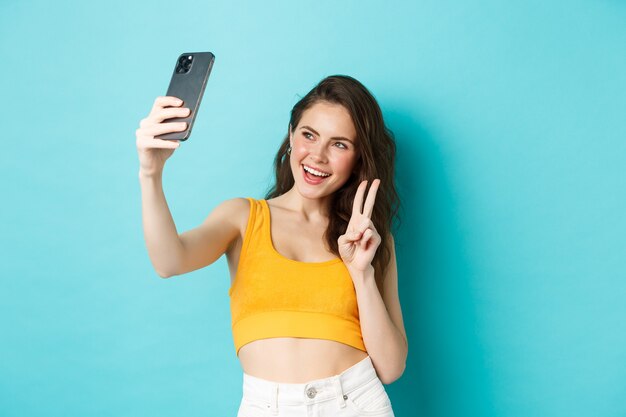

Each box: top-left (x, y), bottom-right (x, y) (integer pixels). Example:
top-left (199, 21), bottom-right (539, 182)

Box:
top-left (303, 165), bottom-right (331, 177)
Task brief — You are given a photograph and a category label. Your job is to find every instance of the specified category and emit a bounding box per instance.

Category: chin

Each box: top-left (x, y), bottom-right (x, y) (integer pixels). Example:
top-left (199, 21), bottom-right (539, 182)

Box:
top-left (296, 179), bottom-right (349, 201)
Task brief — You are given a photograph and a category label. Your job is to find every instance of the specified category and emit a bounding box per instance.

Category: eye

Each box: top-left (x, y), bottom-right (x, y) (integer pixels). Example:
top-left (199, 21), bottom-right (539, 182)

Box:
top-left (303, 132), bottom-right (314, 140)
top-left (335, 142), bottom-right (348, 149)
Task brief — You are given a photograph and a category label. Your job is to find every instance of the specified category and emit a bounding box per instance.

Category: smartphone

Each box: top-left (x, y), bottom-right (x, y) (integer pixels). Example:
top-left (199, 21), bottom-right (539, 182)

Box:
top-left (155, 52), bottom-right (215, 141)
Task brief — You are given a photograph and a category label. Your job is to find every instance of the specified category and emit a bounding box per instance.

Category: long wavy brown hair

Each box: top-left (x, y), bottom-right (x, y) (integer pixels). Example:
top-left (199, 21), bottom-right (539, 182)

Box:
top-left (265, 75), bottom-right (400, 296)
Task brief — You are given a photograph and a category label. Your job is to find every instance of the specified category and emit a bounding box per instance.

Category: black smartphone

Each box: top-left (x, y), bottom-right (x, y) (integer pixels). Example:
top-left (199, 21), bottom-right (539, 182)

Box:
top-left (155, 52), bottom-right (215, 141)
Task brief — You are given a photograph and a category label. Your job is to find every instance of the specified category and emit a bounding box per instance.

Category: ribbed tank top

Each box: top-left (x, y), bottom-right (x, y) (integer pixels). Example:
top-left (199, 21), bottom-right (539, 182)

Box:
top-left (228, 198), bottom-right (366, 356)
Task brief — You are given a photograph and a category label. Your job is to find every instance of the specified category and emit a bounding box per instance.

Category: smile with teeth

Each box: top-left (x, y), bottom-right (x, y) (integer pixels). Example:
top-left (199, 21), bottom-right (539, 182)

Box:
top-left (302, 165), bottom-right (332, 177)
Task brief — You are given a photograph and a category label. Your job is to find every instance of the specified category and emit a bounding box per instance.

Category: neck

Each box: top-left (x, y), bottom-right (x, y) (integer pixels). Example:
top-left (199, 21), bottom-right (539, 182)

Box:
top-left (279, 187), bottom-right (332, 221)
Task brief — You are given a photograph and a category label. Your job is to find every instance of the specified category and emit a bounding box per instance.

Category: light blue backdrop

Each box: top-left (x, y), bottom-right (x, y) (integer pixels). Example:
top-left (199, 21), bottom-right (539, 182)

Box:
top-left (1, 1), bottom-right (625, 416)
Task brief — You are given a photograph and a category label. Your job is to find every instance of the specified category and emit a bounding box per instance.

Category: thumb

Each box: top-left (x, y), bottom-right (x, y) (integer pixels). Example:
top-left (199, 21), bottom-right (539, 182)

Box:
top-left (348, 230), bottom-right (362, 241)
top-left (339, 230), bottom-right (361, 246)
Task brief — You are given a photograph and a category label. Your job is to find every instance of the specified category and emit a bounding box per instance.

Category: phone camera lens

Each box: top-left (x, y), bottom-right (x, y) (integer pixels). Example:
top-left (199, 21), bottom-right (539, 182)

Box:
top-left (175, 55), bottom-right (193, 74)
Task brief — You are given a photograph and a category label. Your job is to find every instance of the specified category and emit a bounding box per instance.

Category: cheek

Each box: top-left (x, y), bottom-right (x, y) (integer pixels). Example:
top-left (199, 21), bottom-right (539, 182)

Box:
top-left (332, 154), bottom-right (357, 173)
top-left (292, 141), bottom-right (308, 157)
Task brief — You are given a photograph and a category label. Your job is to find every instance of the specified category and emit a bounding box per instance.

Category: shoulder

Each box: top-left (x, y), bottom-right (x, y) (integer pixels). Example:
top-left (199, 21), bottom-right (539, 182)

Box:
top-left (218, 196), bottom-right (252, 210)
top-left (214, 197), bottom-right (252, 225)
top-left (200, 197), bottom-right (251, 230)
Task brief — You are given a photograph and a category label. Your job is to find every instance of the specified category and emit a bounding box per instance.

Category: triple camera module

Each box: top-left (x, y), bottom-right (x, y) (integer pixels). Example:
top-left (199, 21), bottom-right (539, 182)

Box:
top-left (175, 55), bottom-right (194, 74)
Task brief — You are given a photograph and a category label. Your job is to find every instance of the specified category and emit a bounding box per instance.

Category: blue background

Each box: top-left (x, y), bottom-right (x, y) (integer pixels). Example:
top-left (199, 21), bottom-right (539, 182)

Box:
top-left (1, 1), bottom-right (625, 416)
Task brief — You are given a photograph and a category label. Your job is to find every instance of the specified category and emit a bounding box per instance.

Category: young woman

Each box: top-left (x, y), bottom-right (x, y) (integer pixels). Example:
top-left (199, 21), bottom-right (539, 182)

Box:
top-left (136, 75), bottom-right (408, 417)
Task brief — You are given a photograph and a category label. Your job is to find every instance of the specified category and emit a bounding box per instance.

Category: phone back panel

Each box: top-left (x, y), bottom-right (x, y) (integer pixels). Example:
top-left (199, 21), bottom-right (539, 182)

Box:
top-left (156, 52), bottom-right (215, 141)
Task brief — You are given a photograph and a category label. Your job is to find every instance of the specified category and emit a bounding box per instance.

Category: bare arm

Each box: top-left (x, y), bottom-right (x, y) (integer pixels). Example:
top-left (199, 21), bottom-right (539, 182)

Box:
top-left (338, 181), bottom-right (408, 384)
top-left (175, 197), bottom-right (249, 276)
top-left (139, 171), bottom-right (184, 277)
top-left (349, 235), bottom-right (408, 385)
top-left (139, 171), bottom-right (248, 278)
top-left (136, 96), bottom-right (248, 278)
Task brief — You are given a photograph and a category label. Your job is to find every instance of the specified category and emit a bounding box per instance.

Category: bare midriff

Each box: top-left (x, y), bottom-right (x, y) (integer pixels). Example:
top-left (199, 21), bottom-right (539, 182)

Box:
top-left (237, 337), bottom-right (369, 383)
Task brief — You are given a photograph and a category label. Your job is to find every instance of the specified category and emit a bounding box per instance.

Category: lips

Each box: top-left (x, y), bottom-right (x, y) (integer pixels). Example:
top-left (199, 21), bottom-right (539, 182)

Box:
top-left (302, 164), bottom-right (329, 185)
top-left (303, 164), bottom-right (332, 176)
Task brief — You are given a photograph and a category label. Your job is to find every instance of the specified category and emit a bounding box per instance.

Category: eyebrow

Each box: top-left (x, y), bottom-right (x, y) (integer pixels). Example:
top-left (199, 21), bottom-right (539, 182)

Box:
top-left (300, 125), bottom-right (355, 145)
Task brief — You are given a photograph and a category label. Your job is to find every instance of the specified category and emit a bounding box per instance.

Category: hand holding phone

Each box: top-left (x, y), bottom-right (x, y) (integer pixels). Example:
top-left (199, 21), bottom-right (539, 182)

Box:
top-left (155, 52), bottom-right (215, 141)
top-left (135, 96), bottom-right (188, 177)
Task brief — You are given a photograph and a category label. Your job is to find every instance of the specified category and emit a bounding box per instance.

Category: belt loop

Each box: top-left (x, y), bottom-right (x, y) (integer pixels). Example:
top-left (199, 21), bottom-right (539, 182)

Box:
top-left (331, 376), bottom-right (347, 409)
top-left (269, 383), bottom-right (279, 415)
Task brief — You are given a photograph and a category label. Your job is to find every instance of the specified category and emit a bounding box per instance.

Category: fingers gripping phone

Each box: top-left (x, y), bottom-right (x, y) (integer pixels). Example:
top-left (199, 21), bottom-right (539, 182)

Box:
top-left (156, 52), bottom-right (215, 141)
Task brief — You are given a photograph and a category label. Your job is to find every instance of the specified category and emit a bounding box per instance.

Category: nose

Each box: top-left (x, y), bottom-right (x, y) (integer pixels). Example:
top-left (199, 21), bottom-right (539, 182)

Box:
top-left (309, 142), bottom-right (328, 163)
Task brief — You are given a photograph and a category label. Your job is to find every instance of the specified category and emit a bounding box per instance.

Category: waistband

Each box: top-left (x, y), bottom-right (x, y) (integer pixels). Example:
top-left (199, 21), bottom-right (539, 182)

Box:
top-left (241, 356), bottom-right (378, 409)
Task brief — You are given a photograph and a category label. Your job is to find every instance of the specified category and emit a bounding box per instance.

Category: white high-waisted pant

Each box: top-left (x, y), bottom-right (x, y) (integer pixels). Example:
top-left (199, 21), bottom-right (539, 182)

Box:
top-left (236, 355), bottom-right (395, 417)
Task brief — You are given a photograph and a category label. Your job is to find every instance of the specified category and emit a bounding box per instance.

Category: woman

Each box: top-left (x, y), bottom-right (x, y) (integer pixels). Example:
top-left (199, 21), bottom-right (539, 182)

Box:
top-left (136, 75), bottom-right (408, 417)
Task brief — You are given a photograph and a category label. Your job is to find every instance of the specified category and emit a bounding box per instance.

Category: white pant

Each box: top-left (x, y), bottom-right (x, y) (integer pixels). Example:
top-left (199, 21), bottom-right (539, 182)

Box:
top-left (237, 355), bottom-right (395, 417)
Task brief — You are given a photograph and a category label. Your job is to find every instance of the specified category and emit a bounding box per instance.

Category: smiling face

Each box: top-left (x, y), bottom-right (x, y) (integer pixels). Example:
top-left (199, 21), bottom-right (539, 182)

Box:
top-left (288, 101), bottom-right (359, 200)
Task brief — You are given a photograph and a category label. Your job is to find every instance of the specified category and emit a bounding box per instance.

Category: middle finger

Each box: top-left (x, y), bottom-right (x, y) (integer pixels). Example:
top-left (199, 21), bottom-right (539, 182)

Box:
top-left (362, 179), bottom-right (380, 218)
top-left (142, 122), bottom-right (188, 137)
top-left (151, 107), bottom-right (191, 123)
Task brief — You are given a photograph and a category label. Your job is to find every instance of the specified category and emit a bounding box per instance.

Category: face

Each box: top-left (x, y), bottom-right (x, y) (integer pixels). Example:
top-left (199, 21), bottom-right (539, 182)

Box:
top-left (289, 101), bottom-right (358, 199)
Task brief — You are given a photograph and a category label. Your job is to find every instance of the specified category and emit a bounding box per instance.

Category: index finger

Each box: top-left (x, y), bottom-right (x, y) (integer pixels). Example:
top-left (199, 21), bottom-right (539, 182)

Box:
top-left (363, 179), bottom-right (380, 218)
top-left (152, 96), bottom-right (183, 112)
top-left (352, 180), bottom-right (368, 217)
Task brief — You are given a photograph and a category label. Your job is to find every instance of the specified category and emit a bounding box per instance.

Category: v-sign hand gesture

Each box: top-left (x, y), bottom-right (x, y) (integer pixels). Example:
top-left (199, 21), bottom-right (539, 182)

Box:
top-left (338, 179), bottom-right (382, 274)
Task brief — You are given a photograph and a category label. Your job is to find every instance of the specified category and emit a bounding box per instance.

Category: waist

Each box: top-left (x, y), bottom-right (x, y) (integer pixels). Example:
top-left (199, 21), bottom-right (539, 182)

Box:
top-left (242, 355), bottom-right (377, 404)
top-left (239, 337), bottom-right (369, 383)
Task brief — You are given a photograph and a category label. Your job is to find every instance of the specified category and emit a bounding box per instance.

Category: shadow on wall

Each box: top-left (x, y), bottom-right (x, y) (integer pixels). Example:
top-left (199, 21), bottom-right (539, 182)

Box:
top-left (384, 106), bottom-right (497, 417)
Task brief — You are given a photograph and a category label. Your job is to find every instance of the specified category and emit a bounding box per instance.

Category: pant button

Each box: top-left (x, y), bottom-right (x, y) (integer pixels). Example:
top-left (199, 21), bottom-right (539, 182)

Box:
top-left (306, 387), bottom-right (317, 399)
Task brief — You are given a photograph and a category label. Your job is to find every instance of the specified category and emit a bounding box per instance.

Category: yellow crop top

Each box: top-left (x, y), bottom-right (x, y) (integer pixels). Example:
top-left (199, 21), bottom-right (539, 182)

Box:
top-left (228, 198), bottom-right (366, 356)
